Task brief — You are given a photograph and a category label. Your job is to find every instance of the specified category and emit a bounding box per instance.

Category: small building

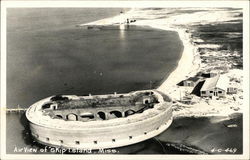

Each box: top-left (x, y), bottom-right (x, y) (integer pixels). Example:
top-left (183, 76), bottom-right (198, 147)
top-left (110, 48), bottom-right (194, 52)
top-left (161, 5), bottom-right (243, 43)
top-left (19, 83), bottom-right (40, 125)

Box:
top-left (227, 87), bottom-right (237, 94)
top-left (200, 75), bottom-right (229, 98)
top-left (227, 82), bottom-right (238, 94)
top-left (183, 77), bottom-right (200, 87)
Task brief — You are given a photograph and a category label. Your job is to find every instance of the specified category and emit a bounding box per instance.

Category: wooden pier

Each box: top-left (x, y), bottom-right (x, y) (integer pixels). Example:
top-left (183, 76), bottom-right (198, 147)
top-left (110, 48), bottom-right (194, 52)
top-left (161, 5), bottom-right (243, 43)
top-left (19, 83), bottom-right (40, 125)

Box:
top-left (6, 108), bottom-right (27, 113)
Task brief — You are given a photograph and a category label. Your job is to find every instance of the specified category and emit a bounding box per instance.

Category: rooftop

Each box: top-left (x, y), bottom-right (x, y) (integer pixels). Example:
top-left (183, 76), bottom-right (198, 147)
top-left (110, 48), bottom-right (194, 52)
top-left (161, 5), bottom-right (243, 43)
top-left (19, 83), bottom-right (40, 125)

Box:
top-left (201, 75), bottom-right (219, 91)
top-left (216, 75), bottom-right (229, 91)
top-left (185, 77), bottom-right (200, 82)
top-left (201, 74), bottom-right (229, 91)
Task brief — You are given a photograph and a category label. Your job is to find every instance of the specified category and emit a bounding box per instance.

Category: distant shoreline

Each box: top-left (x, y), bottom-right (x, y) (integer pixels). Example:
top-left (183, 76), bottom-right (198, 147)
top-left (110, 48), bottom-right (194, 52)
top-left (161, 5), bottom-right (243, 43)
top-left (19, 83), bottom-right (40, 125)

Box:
top-left (79, 11), bottom-right (199, 98)
top-left (80, 8), bottom-right (243, 118)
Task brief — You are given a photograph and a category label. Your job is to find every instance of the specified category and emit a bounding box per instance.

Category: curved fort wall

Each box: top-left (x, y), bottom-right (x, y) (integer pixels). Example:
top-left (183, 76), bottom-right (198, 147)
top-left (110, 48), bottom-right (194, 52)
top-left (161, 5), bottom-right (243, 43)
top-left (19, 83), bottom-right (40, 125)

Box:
top-left (26, 90), bottom-right (172, 149)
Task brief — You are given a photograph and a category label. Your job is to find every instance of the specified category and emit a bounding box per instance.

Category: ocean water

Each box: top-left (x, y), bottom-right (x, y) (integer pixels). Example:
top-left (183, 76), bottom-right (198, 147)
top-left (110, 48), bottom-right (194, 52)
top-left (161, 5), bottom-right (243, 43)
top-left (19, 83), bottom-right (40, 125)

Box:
top-left (7, 8), bottom-right (183, 108)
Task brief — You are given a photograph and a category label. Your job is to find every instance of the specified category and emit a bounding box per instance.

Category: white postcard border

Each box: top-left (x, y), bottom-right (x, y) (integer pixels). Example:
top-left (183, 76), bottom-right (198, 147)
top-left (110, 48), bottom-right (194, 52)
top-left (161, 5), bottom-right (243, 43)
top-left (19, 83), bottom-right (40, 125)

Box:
top-left (1, 1), bottom-right (249, 160)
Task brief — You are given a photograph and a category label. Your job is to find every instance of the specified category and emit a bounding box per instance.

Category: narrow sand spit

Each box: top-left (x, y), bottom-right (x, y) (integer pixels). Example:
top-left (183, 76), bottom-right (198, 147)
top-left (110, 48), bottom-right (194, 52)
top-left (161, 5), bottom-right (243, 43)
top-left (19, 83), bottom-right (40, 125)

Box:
top-left (79, 8), bottom-right (243, 117)
top-left (81, 14), bottom-right (201, 98)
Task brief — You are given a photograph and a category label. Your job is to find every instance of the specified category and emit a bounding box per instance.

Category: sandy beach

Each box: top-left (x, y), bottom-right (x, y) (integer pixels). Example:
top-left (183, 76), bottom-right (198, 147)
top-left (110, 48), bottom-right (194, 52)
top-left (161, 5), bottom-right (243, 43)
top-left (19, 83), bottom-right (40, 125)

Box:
top-left (81, 10), bottom-right (200, 97)
top-left (79, 11), bottom-right (202, 115)
top-left (124, 9), bottom-right (243, 118)
top-left (79, 8), bottom-right (243, 118)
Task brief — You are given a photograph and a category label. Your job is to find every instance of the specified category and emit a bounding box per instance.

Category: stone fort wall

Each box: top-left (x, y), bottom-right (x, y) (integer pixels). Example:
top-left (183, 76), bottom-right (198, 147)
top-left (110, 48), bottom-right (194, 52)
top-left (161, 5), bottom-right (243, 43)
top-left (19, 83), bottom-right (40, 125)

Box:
top-left (29, 102), bottom-right (172, 149)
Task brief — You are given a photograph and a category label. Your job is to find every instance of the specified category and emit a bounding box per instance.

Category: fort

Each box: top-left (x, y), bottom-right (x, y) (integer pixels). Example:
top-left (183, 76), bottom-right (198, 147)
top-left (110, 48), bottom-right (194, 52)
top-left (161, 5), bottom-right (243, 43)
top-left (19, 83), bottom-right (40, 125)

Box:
top-left (26, 90), bottom-right (173, 149)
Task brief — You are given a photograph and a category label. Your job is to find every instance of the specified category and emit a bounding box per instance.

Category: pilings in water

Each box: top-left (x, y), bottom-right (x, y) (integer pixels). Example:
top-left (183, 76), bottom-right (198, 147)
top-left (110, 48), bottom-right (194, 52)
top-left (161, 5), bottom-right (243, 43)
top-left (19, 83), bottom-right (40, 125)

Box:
top-left (6, 108), bottom-right (27, 114)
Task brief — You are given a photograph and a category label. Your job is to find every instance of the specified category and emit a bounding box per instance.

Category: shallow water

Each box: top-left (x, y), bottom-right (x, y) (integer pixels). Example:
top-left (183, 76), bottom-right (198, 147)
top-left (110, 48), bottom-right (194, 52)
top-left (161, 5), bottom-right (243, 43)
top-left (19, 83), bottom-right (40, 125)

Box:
top-left (156, 114), bottom-right (243, 154)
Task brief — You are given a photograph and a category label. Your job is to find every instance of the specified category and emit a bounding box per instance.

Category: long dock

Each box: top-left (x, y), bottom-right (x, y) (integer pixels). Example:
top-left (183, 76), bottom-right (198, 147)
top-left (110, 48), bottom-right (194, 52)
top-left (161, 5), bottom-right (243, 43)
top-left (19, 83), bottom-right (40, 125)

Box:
top-left (6, 108), bottom-right (27, 113)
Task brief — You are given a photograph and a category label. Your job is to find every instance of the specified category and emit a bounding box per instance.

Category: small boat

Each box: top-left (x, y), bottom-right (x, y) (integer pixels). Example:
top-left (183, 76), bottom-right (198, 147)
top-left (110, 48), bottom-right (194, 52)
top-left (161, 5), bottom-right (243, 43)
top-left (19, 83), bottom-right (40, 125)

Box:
top-left (227, 124), bottom-right (238, 128)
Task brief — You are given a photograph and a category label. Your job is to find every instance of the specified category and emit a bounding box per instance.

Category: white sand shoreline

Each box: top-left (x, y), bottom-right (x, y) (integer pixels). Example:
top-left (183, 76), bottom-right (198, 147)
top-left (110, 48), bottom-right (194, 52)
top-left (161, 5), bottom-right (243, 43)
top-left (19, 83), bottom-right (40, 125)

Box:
top-left (148, 27), bottom-right (199, 95)
top-left (79, 9), bottom-right (242, 118)
top-left (80, 16), bottom-right (200, 98)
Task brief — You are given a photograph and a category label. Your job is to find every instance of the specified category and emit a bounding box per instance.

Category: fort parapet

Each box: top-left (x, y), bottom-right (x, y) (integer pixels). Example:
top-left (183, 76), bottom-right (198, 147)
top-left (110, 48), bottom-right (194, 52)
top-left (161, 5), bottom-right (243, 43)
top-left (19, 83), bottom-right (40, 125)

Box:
top-left (26, 90), bottom-right (173, 149)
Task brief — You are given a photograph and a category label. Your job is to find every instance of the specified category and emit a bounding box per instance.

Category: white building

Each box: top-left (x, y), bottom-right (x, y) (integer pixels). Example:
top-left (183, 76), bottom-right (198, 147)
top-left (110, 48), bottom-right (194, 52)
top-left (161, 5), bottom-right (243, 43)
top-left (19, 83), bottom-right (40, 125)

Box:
top-left (183, 77), bottom-right (200, 87)
top-left (200, 74), bottom-right (229, 98)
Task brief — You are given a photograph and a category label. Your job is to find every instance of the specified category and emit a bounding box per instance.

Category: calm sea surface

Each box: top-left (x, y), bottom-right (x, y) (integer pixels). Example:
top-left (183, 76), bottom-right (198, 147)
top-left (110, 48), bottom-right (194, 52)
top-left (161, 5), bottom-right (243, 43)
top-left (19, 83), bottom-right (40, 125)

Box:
top-left (7, 8), bottom-right (183, 108)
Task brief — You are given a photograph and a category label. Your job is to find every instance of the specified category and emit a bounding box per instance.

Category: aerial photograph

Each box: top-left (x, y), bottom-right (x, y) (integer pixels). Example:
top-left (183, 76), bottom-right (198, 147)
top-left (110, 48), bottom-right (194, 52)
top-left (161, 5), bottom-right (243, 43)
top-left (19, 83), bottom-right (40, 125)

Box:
top-left (1, 1), bottom-right (249, 159)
